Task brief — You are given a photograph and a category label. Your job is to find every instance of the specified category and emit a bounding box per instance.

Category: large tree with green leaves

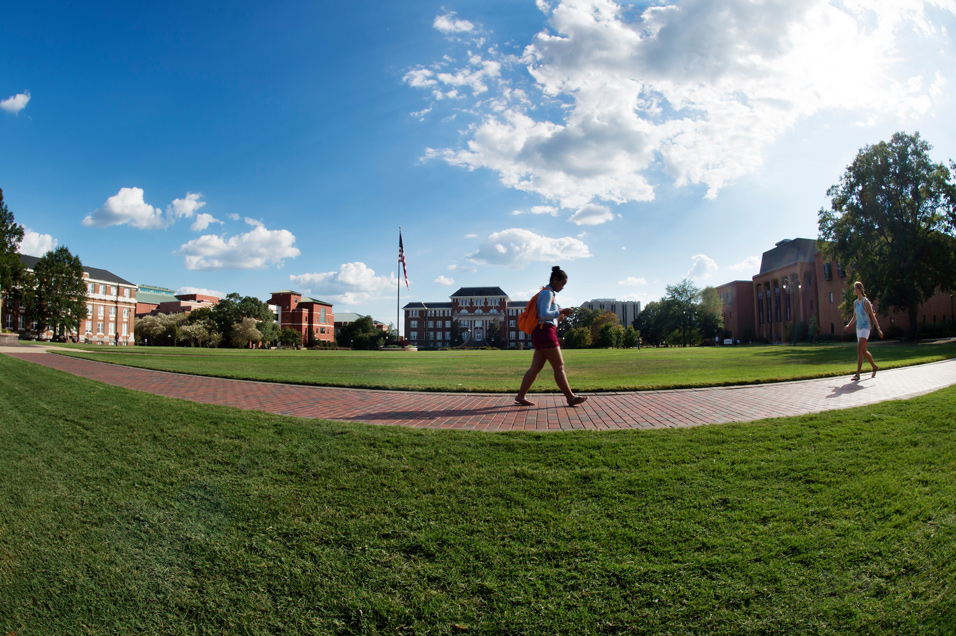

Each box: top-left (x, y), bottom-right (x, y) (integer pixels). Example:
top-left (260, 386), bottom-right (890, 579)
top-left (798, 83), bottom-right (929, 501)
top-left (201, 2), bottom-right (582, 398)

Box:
top-left (819, 131), bottom-right (956, 340)
top-left (31, 246), bottom-right (87, 339)
top-left (666, 278), bottom-right (700, 347)
top-left (211, 293), bottom-right (277, 347)
top-left (0, 188), bottom-right (26, 324)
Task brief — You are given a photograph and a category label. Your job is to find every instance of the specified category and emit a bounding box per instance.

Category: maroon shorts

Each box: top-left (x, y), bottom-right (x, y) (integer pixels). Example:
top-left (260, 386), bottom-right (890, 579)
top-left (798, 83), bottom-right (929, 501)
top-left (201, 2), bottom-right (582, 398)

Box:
top-left (531, 323), bottom-right (560, 349)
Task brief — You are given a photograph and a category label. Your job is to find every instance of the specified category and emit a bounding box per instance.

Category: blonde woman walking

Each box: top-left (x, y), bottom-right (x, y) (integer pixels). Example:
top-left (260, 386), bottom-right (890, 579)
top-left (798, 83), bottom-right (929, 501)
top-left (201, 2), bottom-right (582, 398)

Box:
top-left (843, 281), bottom-right (883, 380)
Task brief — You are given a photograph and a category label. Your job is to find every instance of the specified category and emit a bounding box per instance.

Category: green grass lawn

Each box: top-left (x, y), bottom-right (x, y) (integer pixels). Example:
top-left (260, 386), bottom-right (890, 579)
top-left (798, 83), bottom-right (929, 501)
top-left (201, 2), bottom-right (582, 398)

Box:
top-left (45, 339), bottom-right (956, 392)
top-left (1, 354), bottom-right (955, 634)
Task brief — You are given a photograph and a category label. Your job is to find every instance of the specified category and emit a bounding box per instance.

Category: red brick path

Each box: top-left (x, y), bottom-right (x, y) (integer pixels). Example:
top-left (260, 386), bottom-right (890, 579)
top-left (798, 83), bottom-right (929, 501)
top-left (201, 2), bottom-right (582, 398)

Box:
top-left (4, 348), bottom-right (955, 431)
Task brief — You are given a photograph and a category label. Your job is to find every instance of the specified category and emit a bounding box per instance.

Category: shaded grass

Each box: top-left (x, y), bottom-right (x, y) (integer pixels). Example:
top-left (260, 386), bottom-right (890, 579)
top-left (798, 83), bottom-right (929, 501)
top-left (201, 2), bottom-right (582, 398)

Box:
top-left (1, 355), bottom-right (955, 634)
top-left (47, 340), bottom-right (956, 392)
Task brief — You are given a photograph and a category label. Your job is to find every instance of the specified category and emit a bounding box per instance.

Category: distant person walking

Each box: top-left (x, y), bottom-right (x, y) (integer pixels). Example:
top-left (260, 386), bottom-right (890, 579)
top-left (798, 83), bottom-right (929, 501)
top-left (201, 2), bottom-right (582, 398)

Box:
top-left (515, 266), bottom-right (588, 407)
top-left (843, 281), bottom-right (883, 380)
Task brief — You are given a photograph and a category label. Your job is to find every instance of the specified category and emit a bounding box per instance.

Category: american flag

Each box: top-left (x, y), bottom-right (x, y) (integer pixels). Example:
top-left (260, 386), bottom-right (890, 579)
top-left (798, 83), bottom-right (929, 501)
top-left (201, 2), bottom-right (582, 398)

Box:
top-left (399, 230), bottom-right (408, 288)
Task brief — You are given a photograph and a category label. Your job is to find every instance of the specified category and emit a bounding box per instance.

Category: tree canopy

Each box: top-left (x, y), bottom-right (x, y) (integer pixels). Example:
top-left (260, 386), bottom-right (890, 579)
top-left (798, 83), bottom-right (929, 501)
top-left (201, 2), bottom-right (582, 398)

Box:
top-left (0, 188), bottom-right (26, 322)
top-left (31, 246), bottom-right (87, 339)
top-left (819, 131), bottom-right (956, 340)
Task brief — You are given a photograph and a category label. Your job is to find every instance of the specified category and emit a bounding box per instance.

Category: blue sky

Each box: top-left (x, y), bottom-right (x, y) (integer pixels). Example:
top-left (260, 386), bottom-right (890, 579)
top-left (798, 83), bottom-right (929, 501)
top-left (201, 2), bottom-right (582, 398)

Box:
top-left (3, 0), bottom-right (955, 328)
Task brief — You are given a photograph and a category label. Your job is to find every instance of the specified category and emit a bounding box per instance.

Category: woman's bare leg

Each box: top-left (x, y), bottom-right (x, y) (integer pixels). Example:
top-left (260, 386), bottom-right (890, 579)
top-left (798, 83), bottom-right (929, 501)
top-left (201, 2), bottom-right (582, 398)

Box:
top-left (516, 348), bottom-right (548, 403)
top-left (541, 346), bottom-right (575, 402)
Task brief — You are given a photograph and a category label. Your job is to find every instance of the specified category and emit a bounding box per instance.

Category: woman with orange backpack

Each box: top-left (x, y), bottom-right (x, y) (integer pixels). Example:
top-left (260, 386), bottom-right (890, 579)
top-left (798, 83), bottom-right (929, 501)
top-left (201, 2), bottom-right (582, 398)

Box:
top-left (514, 266), bottom-right (588, 407)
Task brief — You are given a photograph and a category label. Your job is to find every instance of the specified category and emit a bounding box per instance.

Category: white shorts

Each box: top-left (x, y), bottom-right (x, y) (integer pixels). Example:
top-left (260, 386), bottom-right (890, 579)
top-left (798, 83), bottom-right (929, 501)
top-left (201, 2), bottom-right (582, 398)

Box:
top-left (857, 328), bottom-right (871, 341)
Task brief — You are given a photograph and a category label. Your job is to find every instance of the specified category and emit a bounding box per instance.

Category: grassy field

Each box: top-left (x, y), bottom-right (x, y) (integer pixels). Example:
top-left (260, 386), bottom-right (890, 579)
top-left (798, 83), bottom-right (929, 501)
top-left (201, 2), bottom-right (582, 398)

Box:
top-left (44, 339), bottom-right (956, 392)
top-left (1, 354), bottom-right (955, 634)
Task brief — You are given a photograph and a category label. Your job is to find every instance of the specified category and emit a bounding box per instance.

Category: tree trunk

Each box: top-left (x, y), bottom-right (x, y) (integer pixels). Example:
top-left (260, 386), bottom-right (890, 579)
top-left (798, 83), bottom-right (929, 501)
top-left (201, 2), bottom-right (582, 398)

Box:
top-left (907, 305), bottom-right (919, 341)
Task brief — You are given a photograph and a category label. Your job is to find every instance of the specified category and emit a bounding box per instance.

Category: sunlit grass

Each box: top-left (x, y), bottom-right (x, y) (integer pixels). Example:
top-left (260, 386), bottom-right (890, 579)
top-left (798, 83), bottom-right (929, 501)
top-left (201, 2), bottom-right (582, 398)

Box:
top-left (1, 354), bottom-right (954, 634)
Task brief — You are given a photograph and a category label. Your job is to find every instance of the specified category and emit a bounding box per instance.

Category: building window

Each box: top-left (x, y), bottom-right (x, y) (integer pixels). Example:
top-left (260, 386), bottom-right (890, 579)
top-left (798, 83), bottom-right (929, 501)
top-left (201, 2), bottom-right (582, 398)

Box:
top-left (97, 322), bottom-right (103, 334)
top-left (837, 263), bottom-right (846, 278)
top-left (98, 306), bottom-right (104, 317)
top-left (320, 307), bottom-right (326, 323)
top-left (123, 324), bottom-right (128, 336)
top-left (410, 320), bottom-right (418, 328)
top-left (110, 307), bottom-right (116, 318)
top-left (823, 263), bottom-right (832, 281)
top-left (829, 292), bottom-right (834, 304)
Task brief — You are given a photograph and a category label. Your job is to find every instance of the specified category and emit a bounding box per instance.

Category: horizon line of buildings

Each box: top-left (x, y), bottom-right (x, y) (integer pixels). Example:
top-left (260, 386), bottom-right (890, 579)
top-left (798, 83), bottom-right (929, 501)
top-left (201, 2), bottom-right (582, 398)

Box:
top-left (5, 237), bottom-right (953, 347)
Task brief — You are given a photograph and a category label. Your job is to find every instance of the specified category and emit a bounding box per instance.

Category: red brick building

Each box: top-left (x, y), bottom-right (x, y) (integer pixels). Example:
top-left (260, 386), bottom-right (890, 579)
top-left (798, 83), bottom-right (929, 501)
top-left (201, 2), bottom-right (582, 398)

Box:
top-left (2, 254), bottom-right (137, 344)
top-left (405, 286), bottom-right (538, 348)
top-left (723, 238), bottom-right (954, 343)
top-left (268, 290), bottom-right (334, 345)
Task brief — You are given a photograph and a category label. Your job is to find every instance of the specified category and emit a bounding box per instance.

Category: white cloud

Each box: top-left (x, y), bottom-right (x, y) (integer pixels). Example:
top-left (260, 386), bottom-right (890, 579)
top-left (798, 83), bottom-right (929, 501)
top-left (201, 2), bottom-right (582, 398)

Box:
top-left (619, 276), bottom-right (646, 286)
top-left (435, 275), bottom-right (455, 285)
top-left (83, 187), bottom-right (166, 229)
top-left (17, 228), bottom-right (57, 256)
top-left (686, 254), bottom-right (718, 280)
top-left (289, 262), bottom-right (398, 305)
top-left (728, 255), bottom-right (760, 275)
top-left (176, 286), bottom-right (224, 299)
top-left (569, 203), bottom-right (614, 226)
top-left (1, 91), bottom-right (30, 114)
top-left (448, 263), bottom-right (478, 273)
top-left (512, 205), bottom-right (560, 216)
top-left (466, 227), bottom-right (591, 268)
top-left (409, 0), bottom-right (956, 206)
top-left (191, 212), bottom-right (222, 232)
top-left (167, 193), bottom-right (205, 220)
top-left (434, 12), bottom-right (475, 34)
top-left (84, 188), bottom-right (212, 230)
top-left (179, 223), bottom-right (300, 270)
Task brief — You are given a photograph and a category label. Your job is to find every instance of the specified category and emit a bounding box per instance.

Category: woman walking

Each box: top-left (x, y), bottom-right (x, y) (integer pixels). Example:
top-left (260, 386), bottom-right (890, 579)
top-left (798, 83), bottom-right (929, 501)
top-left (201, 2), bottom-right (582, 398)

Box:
top-left (515, 266), bottom-right (588, 407)
top-left (843, 281), bottom-right (883, 380)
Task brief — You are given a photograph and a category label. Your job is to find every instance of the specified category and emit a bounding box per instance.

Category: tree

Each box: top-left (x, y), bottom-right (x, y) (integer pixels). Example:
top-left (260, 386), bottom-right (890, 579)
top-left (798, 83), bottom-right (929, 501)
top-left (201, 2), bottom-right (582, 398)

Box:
top-left (596, 323), bottom-right (625, 348)
top-left (819, 132), bottom-right (956, 340)
top-left (562, 326), bottom-right (591, 349)
top-left (31, 247), bottom-right (87, 339)
top-left (666, 279), bottom-right (700, 347)
top-left (231, 317), bottom-right (262, 348)
top-left (697, 286), bottom-right (724, 343)
top-left (635, 300), bottom-right (674, 347)
top-left (211, 293), bottom-right (277, 348)
top-left (589, 311), bottom-right (619, 346)
top-left (0, 188), bottom-right (26, 324)
top-left (485, 319), bottom-right (502, 348)
top-left (559, 307), bottom-right (600, 338)
top-left (339, 315), bottom-right (383, 350)
top-left (623, 326), bottom-right (640, 348)
top-left (279, 327), bottom-right (302, 348)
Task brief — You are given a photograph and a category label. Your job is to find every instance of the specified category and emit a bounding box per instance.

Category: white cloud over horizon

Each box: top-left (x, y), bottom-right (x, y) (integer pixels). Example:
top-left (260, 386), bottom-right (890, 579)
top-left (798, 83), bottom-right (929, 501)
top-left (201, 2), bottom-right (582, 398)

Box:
top-left (83, 188), bottom-right (213, 230)
top-left (17, 228), bottom-right (57, 256)
top-left (1, 91), bottom-right (30, 114)
top-left (466, 227), bottom-right (591, 268)
top-left (408, 0), bottom-right (955, 212)
top-left (686, 253), bottom-right (718, 280)
top-left (179, 218), bottom-right (300, 270)
top-left (289, 262), bottom-right (398, 305)
top-left (729, 255), bottom-right (761, 275)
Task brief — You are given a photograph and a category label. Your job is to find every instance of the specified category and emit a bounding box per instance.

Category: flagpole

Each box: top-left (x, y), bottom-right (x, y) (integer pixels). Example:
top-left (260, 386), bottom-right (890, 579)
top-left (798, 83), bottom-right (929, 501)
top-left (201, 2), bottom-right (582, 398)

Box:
top-left (397, 227), bottom-right (401, 340)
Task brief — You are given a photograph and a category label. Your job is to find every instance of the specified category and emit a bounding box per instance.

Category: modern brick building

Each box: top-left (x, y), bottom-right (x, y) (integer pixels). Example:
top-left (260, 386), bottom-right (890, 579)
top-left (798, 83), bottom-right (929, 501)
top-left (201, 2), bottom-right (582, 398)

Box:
top-left (268, 290), bottom-right (335, 345)
top-left (136, 285), bottom-right (220, 318)
top-left (2, 254), bottom-right (137, 344)
top-left (723, 238), bottom-right (954, 342)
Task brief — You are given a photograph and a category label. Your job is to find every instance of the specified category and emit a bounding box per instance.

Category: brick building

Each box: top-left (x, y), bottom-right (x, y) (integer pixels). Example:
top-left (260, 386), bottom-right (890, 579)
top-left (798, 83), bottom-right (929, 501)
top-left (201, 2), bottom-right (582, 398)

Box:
top-left (136, 285), bottom-right (220, 318)
top-left (2, 254), bottom-right (137, 344)
top-left (722, 238), bottom-right (954, 343)
top-left (268, 290), bottom-right (335, 345)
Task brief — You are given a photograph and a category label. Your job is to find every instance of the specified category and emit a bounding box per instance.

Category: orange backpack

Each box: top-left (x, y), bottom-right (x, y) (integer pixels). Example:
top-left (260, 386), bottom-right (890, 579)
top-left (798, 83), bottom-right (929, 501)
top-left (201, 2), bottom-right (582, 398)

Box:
top-left (517, 288), bottom-right (545, 335)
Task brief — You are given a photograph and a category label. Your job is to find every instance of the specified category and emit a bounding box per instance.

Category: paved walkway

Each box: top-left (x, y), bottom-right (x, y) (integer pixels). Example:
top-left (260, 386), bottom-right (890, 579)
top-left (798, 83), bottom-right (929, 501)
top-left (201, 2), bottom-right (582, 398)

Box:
top-left (3, 345), bottom-right (955, 431)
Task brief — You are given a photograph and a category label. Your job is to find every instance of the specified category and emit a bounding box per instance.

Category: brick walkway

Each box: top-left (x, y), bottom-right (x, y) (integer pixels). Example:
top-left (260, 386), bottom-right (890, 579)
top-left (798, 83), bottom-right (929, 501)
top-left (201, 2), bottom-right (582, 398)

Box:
top-left (3, 346), bottom-right (955, 431)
